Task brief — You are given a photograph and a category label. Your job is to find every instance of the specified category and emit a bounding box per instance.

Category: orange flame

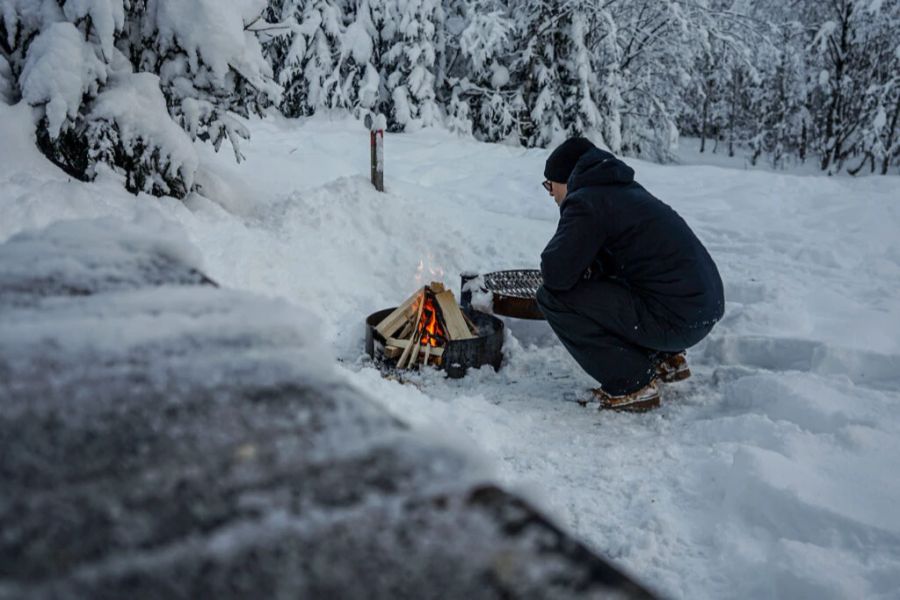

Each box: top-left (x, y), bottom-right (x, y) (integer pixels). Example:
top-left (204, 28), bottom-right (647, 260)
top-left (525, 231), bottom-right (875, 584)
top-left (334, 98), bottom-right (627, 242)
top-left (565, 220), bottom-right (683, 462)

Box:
top-left (417, 292), bottom-right (446, 347)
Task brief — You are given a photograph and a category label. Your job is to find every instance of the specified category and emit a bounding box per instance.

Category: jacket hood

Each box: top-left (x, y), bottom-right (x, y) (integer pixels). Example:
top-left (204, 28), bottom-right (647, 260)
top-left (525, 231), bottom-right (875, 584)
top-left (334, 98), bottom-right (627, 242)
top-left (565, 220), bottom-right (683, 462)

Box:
top-left (567, 148), bottom-right (635, 191)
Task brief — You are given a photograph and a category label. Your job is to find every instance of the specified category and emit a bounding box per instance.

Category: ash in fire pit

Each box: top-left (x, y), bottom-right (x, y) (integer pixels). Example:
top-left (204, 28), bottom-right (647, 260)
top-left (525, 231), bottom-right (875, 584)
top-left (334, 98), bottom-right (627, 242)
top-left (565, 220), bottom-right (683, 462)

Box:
top-left (365, 282), bottom-right (504, 378)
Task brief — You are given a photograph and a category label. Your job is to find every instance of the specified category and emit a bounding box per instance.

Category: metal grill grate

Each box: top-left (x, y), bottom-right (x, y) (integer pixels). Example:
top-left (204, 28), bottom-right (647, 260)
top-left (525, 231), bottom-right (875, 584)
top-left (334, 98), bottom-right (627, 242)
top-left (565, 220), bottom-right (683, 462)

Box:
top-left (464, 269), bottom-right (545, 320)
top-left (482, 269), bottom-right (543, 299)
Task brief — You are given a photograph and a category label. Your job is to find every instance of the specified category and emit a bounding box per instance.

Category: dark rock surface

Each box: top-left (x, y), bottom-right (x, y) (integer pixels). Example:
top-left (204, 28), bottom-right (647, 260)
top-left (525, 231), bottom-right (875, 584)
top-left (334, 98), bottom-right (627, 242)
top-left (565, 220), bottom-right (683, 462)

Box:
top-left (0, 219), bottom-right (657, 599)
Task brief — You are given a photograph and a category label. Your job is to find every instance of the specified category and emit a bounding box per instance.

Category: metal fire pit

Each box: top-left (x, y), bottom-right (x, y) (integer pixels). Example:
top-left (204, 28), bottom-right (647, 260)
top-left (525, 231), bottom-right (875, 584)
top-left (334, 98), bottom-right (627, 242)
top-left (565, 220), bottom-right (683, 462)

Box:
top-left (365, 307), bottom-right (504, 378)
top-left (461, 270), bottom-right (546, 320)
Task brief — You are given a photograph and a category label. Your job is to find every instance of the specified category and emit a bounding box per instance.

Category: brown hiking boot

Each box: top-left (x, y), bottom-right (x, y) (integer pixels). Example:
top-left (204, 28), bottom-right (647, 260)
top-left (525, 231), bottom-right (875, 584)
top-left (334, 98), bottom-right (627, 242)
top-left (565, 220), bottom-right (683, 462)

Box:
top-left (656, 352), bottom-right (691, 383)
top-left (592, 380), bottom-right (661, 412)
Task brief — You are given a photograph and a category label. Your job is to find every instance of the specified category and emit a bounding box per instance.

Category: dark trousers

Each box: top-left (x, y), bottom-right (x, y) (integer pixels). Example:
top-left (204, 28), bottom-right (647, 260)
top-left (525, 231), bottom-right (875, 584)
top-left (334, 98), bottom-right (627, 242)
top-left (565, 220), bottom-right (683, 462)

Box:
top-left (536, 280), bottom-right (713, 395)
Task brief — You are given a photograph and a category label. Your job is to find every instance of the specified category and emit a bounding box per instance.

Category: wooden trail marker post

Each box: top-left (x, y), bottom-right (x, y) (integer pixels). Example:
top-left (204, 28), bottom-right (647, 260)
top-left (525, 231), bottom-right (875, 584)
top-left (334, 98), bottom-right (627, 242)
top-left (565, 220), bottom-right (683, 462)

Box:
top-left (366, 113), bottom-right (385, 192)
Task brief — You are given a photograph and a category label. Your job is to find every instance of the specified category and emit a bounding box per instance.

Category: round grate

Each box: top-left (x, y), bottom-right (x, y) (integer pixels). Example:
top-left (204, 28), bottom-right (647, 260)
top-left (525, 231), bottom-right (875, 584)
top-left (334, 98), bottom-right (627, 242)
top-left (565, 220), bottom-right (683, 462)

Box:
top-left (479, 269), bottom-right (545, 320)
top-left (482, 269), bottom-right (543, 298)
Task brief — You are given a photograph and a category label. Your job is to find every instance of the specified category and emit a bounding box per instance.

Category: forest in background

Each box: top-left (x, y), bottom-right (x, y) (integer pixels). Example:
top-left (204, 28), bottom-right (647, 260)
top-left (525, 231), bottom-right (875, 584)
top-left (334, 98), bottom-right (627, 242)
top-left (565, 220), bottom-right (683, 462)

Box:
top-left (1, 0), bottom-right (898, 199)
top-left (264, 0), bottom-right (899, 174)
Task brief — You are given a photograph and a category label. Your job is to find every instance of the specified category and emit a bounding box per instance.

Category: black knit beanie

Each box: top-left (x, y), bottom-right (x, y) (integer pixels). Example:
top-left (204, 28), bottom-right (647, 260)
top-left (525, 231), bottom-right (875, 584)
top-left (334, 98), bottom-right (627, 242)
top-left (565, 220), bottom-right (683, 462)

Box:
top-left (544, 137), bottom-right (596, 183)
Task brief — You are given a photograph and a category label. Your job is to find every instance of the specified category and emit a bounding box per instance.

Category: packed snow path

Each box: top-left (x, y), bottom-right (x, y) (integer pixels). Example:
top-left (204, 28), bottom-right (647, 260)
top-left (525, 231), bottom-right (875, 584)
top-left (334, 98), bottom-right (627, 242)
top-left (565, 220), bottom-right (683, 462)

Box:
top-left (2, 106), bottom-right (899, 598)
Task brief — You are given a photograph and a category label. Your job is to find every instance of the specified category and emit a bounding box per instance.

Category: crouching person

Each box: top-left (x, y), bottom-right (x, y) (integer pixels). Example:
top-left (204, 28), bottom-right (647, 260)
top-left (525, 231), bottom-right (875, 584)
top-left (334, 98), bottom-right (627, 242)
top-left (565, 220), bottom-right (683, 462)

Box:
top-left (536, 138), bottom-right (725, 411)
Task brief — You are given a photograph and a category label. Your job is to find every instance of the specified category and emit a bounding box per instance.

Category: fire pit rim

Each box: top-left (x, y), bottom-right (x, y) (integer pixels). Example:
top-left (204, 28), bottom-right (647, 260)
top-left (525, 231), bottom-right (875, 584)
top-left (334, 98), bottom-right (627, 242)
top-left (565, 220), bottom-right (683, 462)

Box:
top-left (364, 306), bottom-right (504, 378)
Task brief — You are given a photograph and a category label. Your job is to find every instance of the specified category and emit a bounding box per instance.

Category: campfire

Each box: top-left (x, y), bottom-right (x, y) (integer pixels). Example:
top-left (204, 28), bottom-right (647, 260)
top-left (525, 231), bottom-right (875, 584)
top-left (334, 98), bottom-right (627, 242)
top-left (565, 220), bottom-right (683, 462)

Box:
top-left (373, 282), bottom-right (478, 369)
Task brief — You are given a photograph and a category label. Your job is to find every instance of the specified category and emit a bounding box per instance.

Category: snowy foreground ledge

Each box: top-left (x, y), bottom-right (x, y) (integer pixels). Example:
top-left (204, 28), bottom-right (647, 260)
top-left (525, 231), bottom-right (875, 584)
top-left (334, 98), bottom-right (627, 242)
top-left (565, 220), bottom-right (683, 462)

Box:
top-left (0, 218), bottom-right (655, 598)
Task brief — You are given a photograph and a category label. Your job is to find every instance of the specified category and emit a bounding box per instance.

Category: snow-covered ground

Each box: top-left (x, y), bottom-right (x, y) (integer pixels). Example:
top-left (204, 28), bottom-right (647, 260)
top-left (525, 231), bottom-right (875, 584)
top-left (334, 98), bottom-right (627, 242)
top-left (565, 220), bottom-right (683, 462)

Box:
top-left (2, 102), bottom-right (899, 599)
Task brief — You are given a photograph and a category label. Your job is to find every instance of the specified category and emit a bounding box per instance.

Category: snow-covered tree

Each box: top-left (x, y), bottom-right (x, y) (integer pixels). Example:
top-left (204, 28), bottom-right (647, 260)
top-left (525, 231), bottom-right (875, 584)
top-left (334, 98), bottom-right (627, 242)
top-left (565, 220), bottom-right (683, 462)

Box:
top-left (514, 0), bottom-right (604, 147)
top-left (680, 0), bottom-right (761, 158)
top-left (443, 2), bottom-right (518, 141)
top-left (254, 0), bottom-right (900, 174)
top-left (126, 2), bottom-right (281, 165)
top-left (339, 0), bottom-right (380, 116)
top-left (804, 0), bottom-right (896, 173)
top-left (1, 0), bottom-right (280, 198)
top-left (382, 0), bottom-right (441, 131)
top-left (0, 36), bottom-right (13, 104)
top-left (516, 5), bottom-right (563, 147)
top-left (841, 0), bottom-right (900, 175)
top-left (563, 14), bottom-right (601, 139)
top-left (267, 0), bottom-right (347, 117)
top-left (749, 20), bottom-right (810, 168)
top-left (593, 8), bottom-right (623, 154)
top-left (609, 0), bottom-right (694, 161)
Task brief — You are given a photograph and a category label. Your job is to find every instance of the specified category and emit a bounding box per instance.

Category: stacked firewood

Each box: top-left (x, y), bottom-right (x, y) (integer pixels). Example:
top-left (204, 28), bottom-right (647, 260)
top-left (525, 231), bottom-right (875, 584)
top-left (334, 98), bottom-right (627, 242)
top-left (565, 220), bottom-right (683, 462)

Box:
top-left (374, 282), bottom-right (477, 369)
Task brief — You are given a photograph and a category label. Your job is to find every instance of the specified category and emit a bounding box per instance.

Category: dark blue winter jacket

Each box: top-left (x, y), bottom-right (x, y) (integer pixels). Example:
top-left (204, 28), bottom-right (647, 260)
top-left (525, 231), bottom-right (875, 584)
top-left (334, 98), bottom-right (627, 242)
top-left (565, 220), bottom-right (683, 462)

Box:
top-left (540, 148), bottom-right (725, 328)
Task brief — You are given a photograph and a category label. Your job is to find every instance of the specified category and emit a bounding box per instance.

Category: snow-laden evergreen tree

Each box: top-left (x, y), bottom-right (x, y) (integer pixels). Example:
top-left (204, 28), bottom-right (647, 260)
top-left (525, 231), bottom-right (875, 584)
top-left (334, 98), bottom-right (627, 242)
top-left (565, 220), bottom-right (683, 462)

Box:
top-left (337, 0), bottom-right (381, 116)
top-left (680, 0), bottom-right (761, 157)
top-left (443, 0), bottom-right (518, 141)
top-left (593, 8), bottom-right (623, 154)
top-left (341, 0), bottom-right (401, 124)
top-left (254, 0), bottom-right (899, 174)
top-left (609, 0), bottom-right (693, 161)
top-left (1, 0), bottom-right (279, 198)
top-left (750, 20), bottom-right (810, 168)
top-left (683, 36), bottom-right (732, 155)
top-left (0, 42), bottom-right (13, 104)
top-left (132, 1), bottom-right (281, 166)
top-left (804, 0), bottom-right (896, 173)
top-left (267, 0), bottom-right (347, 117)
top-left (864, 44), bottom-right (900, 175)
top-left (840, 0), bottom-right (900, 175)
top-left (562, 13), bottom-right (601, 140)
top-left (382, 0), bottom-right (441, 131)
top-left (515, 0), bottom-right (563, 147)
top-left (444, 86), bottom-right (472, 135)
top-left (515, 0), bottom-right (602, 147)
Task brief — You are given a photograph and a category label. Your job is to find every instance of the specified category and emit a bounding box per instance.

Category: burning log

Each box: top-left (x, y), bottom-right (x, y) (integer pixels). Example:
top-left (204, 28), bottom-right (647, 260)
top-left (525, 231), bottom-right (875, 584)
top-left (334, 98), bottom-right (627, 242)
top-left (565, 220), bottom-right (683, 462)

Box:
top-left (375, 287), bottom-right (423, 339)
top-left (374, 282), bottom-right (476, 370)
top-left (396, 291), bottom-right (426, 368)
top-left (434, 290), bottom-right (476, 341)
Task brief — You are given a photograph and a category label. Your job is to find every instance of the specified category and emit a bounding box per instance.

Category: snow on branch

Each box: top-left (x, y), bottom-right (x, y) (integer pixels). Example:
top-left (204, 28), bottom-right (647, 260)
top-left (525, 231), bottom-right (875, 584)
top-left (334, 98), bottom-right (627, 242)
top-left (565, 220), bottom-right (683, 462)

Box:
top-left (4, 0), bottom-right (281, 198)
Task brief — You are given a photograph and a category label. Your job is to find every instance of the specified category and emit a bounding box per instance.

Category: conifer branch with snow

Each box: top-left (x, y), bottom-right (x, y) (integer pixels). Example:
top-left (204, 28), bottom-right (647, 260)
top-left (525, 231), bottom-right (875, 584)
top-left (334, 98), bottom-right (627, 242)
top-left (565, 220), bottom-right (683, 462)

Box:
top-left (2, 0), bottom-right (280, 198)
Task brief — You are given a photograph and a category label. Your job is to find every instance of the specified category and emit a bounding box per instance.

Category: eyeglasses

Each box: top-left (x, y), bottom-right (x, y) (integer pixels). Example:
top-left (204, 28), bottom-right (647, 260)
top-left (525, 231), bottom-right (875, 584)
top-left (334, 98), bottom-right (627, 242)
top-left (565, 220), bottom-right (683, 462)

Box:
top-left (542, 180), bottom-right (553, 192)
